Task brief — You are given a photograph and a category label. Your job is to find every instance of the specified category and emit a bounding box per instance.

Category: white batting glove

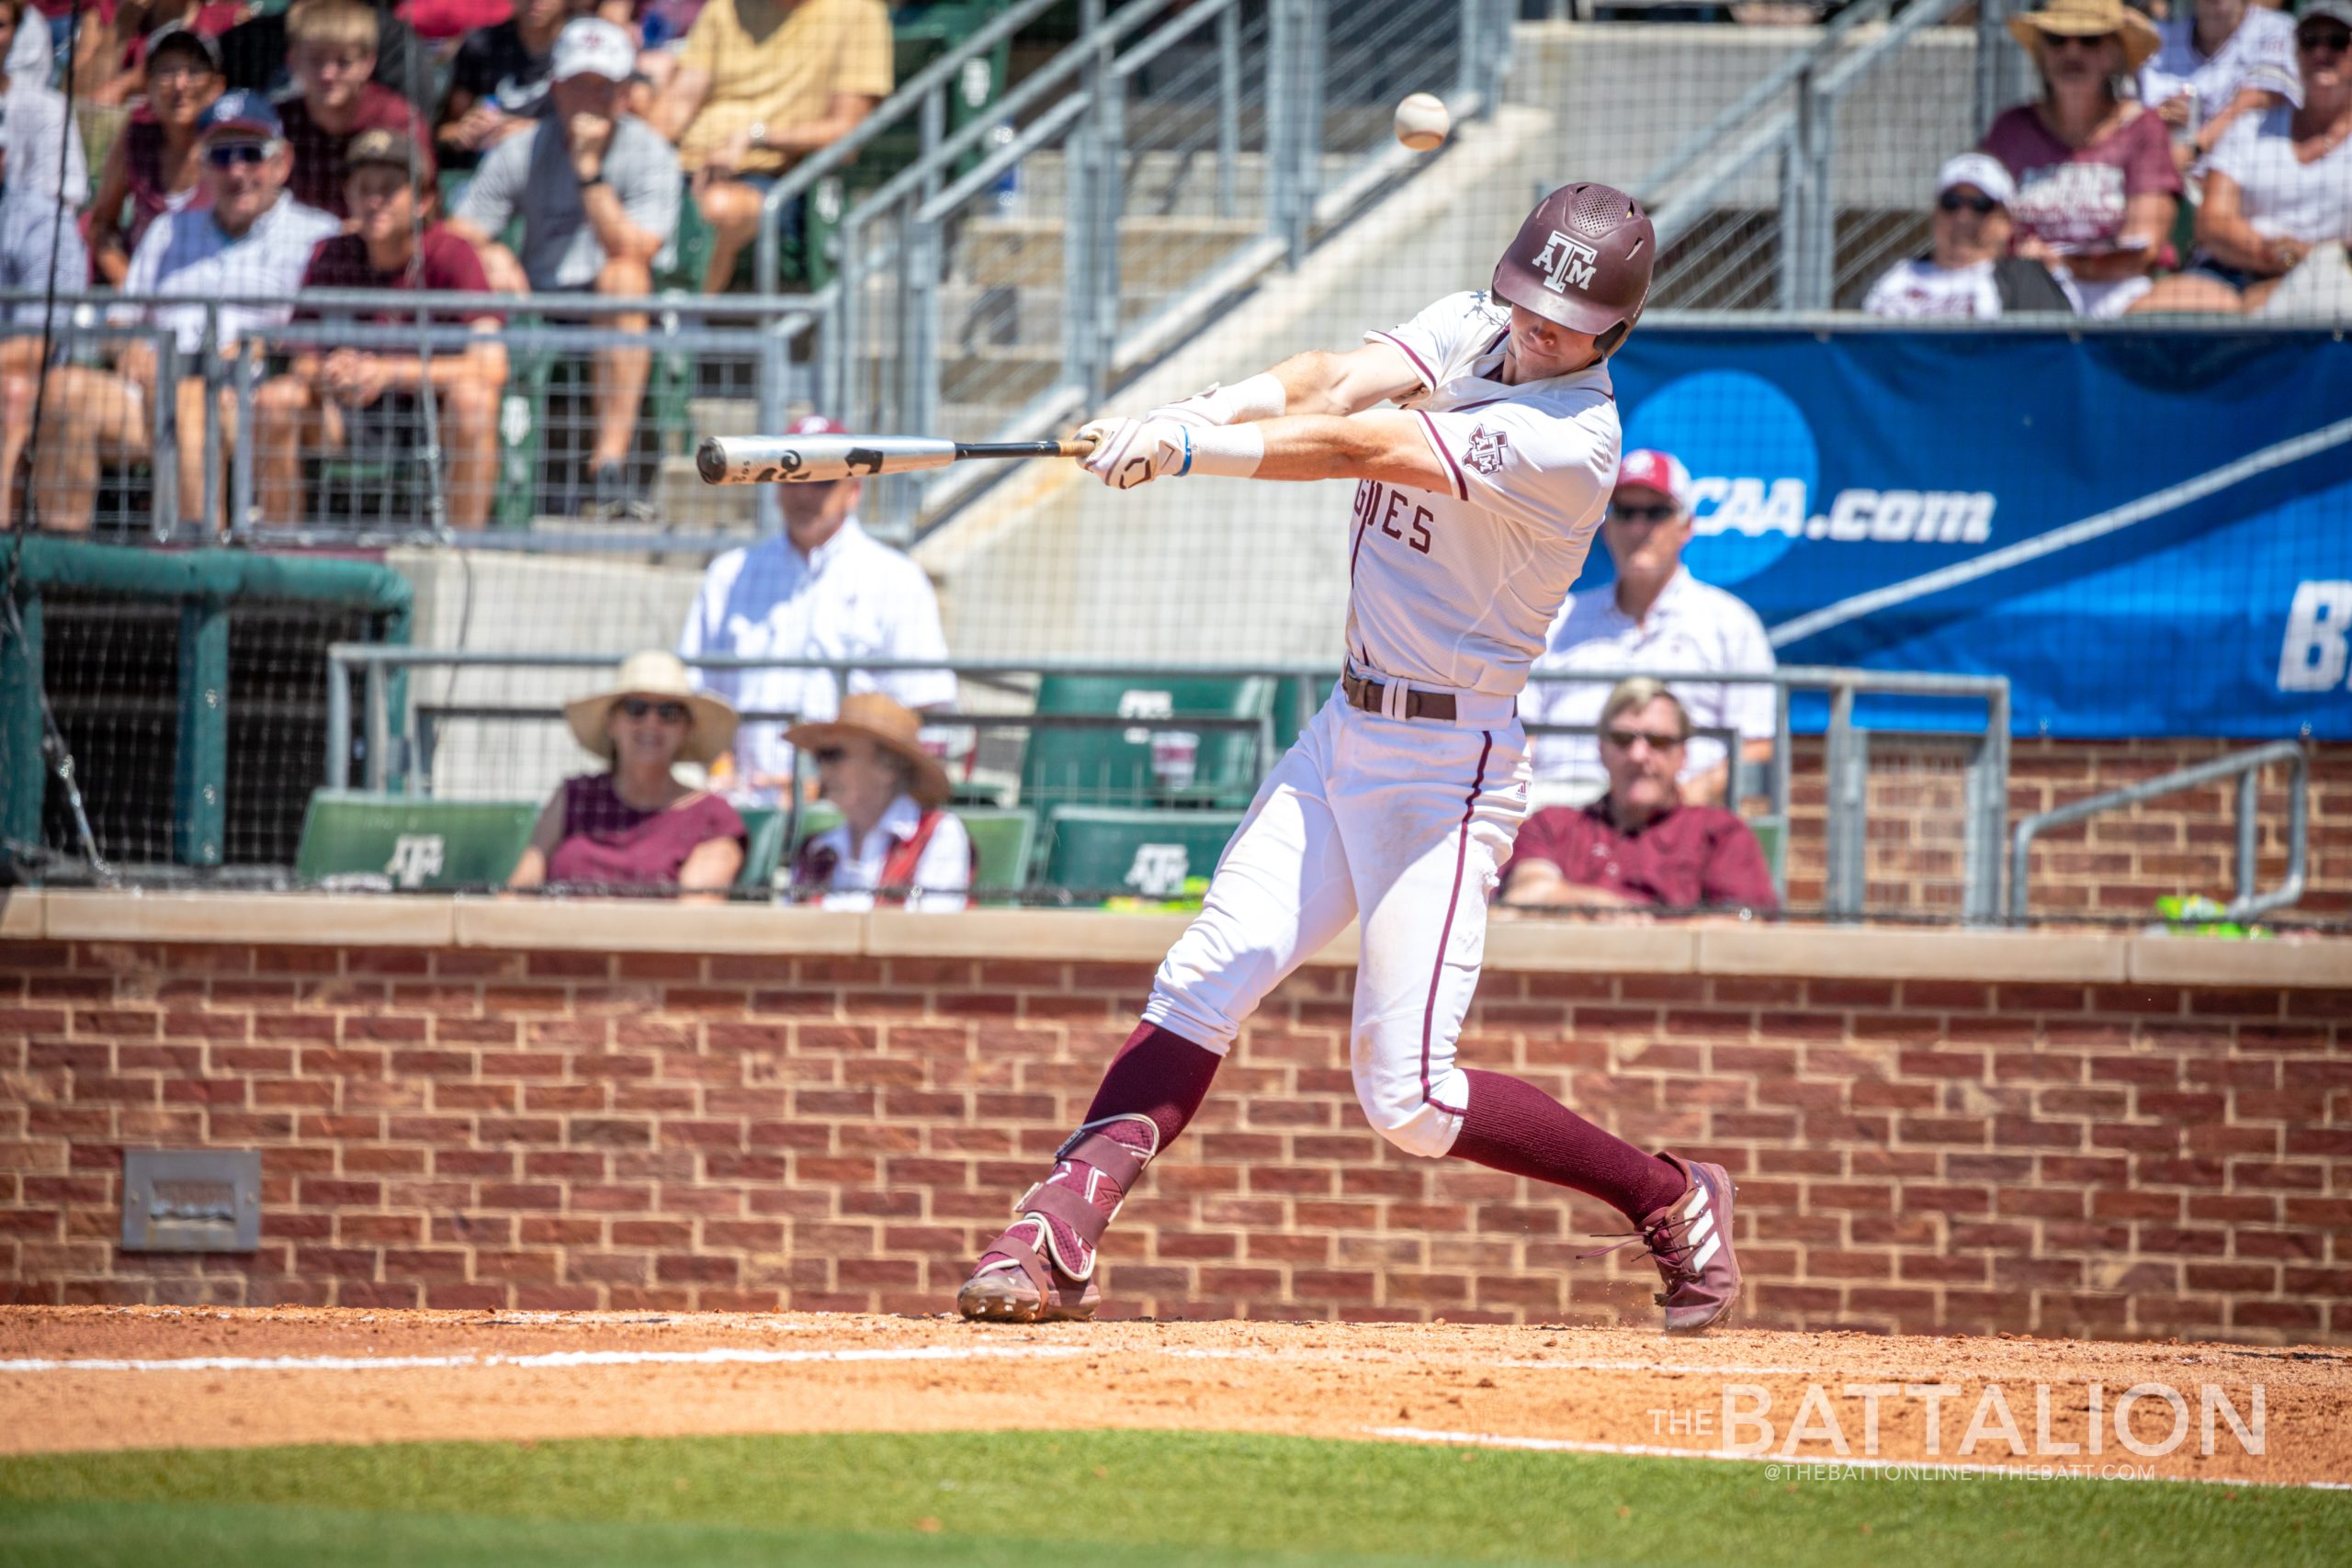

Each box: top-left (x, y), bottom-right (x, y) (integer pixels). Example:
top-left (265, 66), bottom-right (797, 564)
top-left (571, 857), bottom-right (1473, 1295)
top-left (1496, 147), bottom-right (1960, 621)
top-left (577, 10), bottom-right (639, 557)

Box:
top-left (1144, 386), bottom-right (1227, 430)
top-left (1077, 416), bottom-right (1194, 491)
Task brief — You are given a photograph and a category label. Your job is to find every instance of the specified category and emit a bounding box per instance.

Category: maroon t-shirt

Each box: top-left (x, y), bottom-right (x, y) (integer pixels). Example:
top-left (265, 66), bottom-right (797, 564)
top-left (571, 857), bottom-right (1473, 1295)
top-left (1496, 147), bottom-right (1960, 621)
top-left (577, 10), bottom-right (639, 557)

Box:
top-left (277, 85), bottom-right (436, 215)
top-left (1980, 104), bottom-right (2181, 254)
top-left (295, 225), bottom-right (497, 316)
top-left (1505, 799), bottom-right (1779, 910)
top-left (544, 773), bottom-right (746, 888)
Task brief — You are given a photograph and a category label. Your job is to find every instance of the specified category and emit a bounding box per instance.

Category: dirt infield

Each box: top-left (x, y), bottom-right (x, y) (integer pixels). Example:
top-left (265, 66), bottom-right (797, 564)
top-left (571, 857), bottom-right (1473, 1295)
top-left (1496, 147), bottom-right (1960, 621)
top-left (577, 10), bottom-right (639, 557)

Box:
top-left (5, 1308), bottom-right (2348, 1489)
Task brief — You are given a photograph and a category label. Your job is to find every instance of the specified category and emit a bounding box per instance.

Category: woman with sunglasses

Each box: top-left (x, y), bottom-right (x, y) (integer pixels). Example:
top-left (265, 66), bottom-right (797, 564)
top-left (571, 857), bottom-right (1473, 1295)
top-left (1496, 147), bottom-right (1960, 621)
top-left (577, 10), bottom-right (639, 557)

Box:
top-left (1981, 0), bottom-right (2233, 315)
top-left (784, 692), bottom-right (970, 911)
top-left (509, 650), bottom-right (748, 892)
top-left (87, 23), bottom-right (223, 285)
top-left (2194, 0), bottom-right (2352, 314)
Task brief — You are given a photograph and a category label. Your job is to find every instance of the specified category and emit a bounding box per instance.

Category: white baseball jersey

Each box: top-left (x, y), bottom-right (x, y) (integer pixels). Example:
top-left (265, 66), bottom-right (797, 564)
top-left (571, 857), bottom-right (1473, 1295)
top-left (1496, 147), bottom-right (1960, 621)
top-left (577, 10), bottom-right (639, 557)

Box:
top-left (1351, 290), bottom-right (1621, 700)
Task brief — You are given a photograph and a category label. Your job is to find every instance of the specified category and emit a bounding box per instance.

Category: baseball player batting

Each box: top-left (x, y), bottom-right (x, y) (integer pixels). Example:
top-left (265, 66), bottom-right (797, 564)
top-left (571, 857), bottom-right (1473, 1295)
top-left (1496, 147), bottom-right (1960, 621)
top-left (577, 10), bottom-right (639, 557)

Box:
top-left (957, 182), bottom-right (1743, 1334)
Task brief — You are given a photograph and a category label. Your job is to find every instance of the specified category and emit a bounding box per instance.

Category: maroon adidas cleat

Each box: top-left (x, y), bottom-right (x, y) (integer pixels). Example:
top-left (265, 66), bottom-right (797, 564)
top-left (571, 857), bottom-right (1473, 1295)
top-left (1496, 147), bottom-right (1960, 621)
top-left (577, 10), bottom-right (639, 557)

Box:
top-left (1637, 1153), bottom-right (1741, 1334)
top-left (956, 1114), bottom-right (1158, 1325)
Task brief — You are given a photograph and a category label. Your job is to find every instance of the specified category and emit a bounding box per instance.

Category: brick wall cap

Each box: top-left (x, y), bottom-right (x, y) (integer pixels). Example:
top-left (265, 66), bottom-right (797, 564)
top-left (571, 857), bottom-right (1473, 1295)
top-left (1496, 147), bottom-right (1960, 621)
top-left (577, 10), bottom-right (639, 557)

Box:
top-left (453, 897), bottom-right (865, 955)
top-left (1698, 925), bottom-right (2127, 983)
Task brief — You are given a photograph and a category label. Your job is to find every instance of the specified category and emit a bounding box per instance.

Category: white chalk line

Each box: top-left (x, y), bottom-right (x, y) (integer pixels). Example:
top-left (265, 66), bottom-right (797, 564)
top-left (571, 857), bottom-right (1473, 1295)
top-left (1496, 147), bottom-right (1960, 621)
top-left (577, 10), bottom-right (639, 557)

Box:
top-left (0, 1344), bottom-right (1094, 1375)
top-left (1370, 1426), bottom-right (2352, 1493)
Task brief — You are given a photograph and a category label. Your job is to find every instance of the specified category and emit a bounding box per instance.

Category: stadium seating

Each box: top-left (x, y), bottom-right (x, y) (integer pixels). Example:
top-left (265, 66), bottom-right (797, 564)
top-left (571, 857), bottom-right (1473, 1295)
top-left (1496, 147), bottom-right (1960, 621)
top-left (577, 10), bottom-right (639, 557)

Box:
top-left (1017, 675), bottom-right (1278, 816)
top-left (1039, 806), bottom-right (1245, 897)
top-left (295, 792), bottom-right (539, 889)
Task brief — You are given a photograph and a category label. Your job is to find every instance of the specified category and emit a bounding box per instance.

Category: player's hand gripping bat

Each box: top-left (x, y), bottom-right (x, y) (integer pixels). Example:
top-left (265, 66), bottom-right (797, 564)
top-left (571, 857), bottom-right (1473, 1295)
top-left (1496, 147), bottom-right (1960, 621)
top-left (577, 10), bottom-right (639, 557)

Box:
top-left (696, 433), bottom-right (1100, 485)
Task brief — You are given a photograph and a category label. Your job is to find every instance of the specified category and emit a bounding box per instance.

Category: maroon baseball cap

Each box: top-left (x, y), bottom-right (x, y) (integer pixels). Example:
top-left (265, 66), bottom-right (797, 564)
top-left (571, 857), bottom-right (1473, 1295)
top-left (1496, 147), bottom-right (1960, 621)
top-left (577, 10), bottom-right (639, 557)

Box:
top-left (1613, 448), bottom-right (1690, 511)
top-left (786, 413), bottom-right (847, 437)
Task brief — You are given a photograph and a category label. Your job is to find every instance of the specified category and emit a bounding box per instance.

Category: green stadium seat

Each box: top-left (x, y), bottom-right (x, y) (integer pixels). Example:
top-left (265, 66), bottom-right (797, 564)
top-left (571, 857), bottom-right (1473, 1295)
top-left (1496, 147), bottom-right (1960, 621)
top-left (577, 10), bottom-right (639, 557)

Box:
top-left (294, 791), bottom-right (539, 889)
top-left (1018, 675), bottom-right (1277, 815)
top-left (1040, 806), bottom-right (1246, 898)
top-left (1747, 818), bottom-right (1784, 885)
top-left (734, 806), bottom-right (789, 894)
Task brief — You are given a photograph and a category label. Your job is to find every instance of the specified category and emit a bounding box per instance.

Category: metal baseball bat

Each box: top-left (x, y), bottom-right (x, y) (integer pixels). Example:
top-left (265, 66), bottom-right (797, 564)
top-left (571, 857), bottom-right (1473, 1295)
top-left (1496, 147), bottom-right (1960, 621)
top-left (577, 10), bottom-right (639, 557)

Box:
top-left (696, 433), bottom-right (1098, 486)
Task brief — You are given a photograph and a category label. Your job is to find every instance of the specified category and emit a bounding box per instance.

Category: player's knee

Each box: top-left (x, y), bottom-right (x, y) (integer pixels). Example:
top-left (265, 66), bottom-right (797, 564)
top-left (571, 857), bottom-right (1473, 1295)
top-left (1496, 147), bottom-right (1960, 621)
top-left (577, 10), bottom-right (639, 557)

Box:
top-left (1351, 1067), bottom-right (1453, 1159)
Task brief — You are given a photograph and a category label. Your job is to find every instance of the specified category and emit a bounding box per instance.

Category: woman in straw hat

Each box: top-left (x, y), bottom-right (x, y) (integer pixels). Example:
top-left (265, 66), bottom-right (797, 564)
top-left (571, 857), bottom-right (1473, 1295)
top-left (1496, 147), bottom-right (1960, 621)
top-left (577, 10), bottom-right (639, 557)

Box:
top-left (509, 650), bottom-right (749, 892)
top-left (786, 692), bottom-right (971, 911)
top-left (1980, 0), bottom-right (2238, 316)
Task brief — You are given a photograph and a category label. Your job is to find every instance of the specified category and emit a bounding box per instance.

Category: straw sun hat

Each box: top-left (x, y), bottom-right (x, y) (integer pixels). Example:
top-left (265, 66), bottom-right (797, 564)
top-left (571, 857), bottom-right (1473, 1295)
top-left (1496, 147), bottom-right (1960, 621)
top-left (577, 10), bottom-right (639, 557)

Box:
top-left (2008, 0), bottom-right (2161, 71)
top-left (563, 650), bottom-right (739, 766)
top-left (786, 692), bottom-right (952, 809)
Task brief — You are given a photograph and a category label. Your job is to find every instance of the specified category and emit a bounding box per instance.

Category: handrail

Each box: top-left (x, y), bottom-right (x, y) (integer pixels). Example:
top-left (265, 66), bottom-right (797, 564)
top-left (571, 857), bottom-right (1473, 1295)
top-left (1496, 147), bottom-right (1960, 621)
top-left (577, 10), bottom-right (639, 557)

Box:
top-left (751, 0), bottom-right (1068, 295)
top-left (2008, 740), bottom-right (2310, 922)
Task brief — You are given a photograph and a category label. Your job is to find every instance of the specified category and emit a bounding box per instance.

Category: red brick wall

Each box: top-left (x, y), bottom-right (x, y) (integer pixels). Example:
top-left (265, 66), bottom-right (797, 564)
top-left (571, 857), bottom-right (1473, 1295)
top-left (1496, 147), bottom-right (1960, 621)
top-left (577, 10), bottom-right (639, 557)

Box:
top-left (7, 934), bottom-right (2347, 1341)
top-left (1775, 739), bottom-right (2352, 919)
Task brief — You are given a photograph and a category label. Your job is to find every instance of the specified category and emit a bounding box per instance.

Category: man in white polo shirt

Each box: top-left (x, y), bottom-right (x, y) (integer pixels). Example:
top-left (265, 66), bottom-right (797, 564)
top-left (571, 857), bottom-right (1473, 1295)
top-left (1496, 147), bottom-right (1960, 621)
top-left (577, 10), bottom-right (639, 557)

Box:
top-left (1521, 447), bottom-right (1775, 807)
top-left (32, 91), bottom-right (340, 533)
top-left (677, 414), bottom-right (956, 802)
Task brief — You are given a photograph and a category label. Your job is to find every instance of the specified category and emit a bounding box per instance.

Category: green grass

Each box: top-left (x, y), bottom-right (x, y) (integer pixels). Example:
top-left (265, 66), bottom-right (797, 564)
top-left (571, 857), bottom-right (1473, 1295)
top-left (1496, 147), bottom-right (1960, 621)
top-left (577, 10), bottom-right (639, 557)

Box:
top-left (0, 1429), bottom-right (2343, 1568)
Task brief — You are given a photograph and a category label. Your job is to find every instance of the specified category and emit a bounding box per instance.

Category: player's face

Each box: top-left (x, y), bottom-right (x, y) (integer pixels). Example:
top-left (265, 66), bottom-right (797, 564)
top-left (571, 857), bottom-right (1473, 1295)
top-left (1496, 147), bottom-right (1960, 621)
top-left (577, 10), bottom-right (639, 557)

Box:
top-left (1600, 696), bottom-right (1687, 811)
top-left (1601, 485), bottom-right (1690, 577)
top-left (1500, 304), bottom-right (1600, 384)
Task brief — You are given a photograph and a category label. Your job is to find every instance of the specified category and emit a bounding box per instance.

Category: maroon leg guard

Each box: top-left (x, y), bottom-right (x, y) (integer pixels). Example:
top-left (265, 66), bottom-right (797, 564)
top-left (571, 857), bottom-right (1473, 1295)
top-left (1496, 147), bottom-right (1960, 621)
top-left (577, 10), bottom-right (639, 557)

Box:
top-left (1449, 1068), bottom-right (1687, 1224)
top-left (959, 1022), bottom-right (1222, 1322)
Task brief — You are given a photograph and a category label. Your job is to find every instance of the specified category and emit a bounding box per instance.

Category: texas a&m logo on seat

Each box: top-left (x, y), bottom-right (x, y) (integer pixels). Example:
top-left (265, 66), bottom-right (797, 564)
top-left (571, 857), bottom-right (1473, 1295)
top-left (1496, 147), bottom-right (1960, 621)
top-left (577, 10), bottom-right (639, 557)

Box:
top-left (1532, 230), bottom-right (1598, 294)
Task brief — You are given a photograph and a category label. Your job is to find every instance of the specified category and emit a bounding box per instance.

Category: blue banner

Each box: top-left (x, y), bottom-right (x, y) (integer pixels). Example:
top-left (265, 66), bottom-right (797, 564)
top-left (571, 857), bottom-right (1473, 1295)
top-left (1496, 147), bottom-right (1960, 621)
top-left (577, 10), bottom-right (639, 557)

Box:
top-left (1606, 329), bottom-right (2352, 739)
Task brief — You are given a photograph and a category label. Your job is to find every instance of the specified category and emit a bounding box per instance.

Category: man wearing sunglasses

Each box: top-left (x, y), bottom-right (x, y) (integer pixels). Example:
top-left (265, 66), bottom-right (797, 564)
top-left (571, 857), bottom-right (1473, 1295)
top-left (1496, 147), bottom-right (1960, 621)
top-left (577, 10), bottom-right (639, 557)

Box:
top-left (1521, 448), bottom-right (1776, 810)
top-left (1499, 679), bottom-right (1776, 913)
top-left (1863, 153), bottom-right (2076, 319)
top-left (31, 91), bottom-right (338, 533)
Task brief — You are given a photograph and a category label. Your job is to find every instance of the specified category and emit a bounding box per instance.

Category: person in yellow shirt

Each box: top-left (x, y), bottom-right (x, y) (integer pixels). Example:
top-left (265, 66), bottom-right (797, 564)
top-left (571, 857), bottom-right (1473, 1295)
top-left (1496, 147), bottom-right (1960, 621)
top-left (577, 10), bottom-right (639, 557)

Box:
top-left (648, 0), bottom-right (892, 290)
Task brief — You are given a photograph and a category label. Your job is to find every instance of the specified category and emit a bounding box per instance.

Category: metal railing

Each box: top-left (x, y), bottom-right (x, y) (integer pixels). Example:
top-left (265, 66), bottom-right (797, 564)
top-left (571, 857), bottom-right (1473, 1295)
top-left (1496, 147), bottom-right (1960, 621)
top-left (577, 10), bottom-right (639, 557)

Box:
top-left (6, 291), bottom-right (818, 547)
top-left (2009, 740), bottom-right (2310, 922)
top-left (324, 645), bottom-right (2013, 918)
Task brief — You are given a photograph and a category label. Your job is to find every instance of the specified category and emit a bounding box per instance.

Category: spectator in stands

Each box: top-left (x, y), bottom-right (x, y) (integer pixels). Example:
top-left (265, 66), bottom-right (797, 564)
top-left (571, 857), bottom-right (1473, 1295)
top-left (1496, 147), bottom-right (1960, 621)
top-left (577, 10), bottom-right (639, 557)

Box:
top-left (251, 130), bottom-right (508, 528)
top-left (449, 17), bottom-right (677, 518)
top-left (277, 0), bottom-right (435, 216)
top-left (2193, 0), bottom-right (2352, 313)
top-left (1863, 153), bottom-right (2077, 317)
top-left (71, 0), bottom-right (243, 108)
top-left (30, 92), bottom-right (338, 533)
top-left (0, 0), bottom-right (89, 206)
top-left (1498, 681), bottom-right (1778, 914)
top-left (1983, 0), bottom-right (2233, 315)
top-left (219, 0), bottom-right (427, 115)
top-left (678, 413), bottom-right (956, 802)
top-left (649, 0), bottom-right (890, 291)
top-left (1521, 449), bottom-right (1775, 809)
top-left (435, 0), bottom-right (574, 175)
top-left (510, 649), bottom-right (750, 892)
top-left (86, 21), bottom-right (221, 284)
top-left (2140, 0), bottom-right (2300, 177)
top-left (0, 137), bottom-right (91, 526)
top-left (786, 691), bottom-right (969, 910)
top-left (5, 0), bottom-right (49, 84)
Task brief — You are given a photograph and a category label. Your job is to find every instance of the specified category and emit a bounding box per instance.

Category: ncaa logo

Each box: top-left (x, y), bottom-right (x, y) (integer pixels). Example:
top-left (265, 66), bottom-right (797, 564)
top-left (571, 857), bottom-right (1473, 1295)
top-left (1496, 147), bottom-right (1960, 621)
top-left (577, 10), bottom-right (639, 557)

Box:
top-left (1533, 230), bottom-right (1598, 293)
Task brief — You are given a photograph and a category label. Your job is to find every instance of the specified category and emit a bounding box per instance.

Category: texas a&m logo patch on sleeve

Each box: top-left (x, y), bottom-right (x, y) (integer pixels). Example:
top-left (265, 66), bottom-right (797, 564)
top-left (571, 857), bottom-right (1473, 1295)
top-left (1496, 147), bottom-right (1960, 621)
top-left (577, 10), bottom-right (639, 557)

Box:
top-left (1465, 425), bottom-right (1509, 476)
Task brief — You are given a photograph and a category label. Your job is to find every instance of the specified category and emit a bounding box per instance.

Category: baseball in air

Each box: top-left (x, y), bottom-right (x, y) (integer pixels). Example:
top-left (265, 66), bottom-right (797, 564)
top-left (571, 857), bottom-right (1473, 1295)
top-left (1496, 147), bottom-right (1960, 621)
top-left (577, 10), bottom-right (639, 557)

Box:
top-left (1394, 92), bottom-right (1449, 152)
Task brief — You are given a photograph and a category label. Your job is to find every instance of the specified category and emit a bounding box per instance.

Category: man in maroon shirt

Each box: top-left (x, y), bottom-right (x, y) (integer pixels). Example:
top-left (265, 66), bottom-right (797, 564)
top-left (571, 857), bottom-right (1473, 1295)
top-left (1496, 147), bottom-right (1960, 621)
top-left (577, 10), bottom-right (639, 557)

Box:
top-left (1499, 678), bottom-right (1778, 911)
top-left (250, 128), bottom-right (507, 527)
top-left (275, 0), bottom-right (433, 216)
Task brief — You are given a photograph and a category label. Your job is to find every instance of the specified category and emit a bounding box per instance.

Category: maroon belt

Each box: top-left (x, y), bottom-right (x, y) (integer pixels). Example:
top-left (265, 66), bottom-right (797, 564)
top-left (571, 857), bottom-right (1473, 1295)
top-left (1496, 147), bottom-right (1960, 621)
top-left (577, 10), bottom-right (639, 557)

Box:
top-left (1341, 672), bottom-right (1457, 721)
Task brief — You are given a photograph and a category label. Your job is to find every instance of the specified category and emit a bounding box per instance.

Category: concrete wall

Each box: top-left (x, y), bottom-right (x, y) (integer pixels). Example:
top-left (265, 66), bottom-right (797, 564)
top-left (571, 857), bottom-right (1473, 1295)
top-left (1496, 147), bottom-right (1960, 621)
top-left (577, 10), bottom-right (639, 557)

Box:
top-left (5, 896), bottom-right (2346, 1339)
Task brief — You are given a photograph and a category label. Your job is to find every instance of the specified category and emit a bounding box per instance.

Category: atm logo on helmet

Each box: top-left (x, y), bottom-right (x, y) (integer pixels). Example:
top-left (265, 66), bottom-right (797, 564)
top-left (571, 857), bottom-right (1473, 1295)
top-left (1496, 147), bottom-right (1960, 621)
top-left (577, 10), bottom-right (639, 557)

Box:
top-left (1533, 230), bottom-right (1598, 293)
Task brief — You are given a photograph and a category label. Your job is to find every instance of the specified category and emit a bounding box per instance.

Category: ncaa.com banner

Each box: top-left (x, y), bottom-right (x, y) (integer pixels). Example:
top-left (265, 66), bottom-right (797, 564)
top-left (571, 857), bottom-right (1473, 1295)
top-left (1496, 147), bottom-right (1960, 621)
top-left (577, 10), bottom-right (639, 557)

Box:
top-left (1607, 327), bottom-right (2352, 740)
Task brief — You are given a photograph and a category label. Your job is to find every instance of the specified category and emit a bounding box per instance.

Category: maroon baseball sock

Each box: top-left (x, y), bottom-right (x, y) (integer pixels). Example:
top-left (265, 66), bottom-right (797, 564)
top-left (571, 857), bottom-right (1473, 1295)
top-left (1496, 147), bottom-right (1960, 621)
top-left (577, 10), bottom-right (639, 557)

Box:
top-left (978, 1021), bottom-right (1221, 1280)
top-left (1449, 1068), bottom-right (1688, 1224)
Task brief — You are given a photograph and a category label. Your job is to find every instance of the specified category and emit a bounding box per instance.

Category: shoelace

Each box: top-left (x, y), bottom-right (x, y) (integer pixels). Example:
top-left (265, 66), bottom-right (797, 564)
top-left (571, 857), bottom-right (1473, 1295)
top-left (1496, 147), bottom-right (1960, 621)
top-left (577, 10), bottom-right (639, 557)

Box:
top-left (1578, 1216), bottom-right (1698, 1284)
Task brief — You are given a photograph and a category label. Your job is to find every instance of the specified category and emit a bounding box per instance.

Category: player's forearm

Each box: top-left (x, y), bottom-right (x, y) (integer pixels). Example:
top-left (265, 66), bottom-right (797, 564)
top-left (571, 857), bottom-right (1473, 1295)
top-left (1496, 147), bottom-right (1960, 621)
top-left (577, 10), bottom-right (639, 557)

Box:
top-left (1268, 352), bottom-right (1355, 417)
top-left (1250, 412), bottom-right (1449, 490)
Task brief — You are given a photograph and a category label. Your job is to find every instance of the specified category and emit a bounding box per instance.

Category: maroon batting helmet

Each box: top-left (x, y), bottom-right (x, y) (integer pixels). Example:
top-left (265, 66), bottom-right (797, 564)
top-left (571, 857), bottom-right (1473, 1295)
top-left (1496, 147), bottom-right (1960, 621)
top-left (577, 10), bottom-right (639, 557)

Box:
top-left (1491, 182), bottom-right (1655, 357)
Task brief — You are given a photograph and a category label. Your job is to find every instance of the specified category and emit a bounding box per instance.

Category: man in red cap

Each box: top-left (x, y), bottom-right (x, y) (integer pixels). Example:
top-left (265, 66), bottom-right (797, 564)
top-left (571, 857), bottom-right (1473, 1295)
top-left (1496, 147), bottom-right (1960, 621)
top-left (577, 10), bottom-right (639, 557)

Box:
top-left (954, 183), bottom-right (1746, 1336)
top-left (1522, 446), bottom-right (1778, 809)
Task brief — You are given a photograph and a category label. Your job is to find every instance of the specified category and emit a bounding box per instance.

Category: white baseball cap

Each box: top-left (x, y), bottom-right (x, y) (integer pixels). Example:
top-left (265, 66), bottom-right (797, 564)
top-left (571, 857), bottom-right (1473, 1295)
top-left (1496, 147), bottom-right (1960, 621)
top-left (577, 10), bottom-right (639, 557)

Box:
top-left (1936, 152), bottom-right (2017, 209)
top-left (552, 17), bottom-right (636, 84)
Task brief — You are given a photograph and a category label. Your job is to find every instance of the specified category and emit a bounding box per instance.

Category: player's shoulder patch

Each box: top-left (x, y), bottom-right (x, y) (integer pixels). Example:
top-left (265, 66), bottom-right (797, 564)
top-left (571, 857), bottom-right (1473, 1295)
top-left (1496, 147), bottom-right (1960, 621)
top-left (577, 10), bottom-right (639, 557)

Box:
top-left (1464, 423), bottom-right (1509, 476)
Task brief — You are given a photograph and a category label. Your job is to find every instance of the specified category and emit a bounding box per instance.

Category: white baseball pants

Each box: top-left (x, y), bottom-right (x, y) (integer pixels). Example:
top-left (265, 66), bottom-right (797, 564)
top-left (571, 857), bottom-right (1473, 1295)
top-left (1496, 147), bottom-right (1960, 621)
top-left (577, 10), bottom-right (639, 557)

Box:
top-left (1141, 689), bottom-right (1530, 1157)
